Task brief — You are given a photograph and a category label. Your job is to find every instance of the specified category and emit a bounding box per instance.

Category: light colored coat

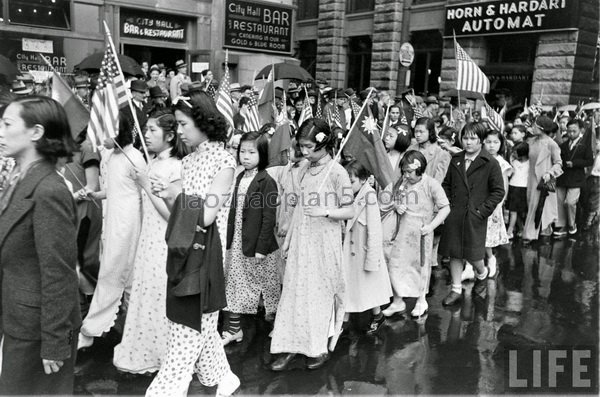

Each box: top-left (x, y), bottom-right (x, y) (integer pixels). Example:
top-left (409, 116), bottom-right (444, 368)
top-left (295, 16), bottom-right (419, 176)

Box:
top-left (342, 182), bottom-right (392, 312)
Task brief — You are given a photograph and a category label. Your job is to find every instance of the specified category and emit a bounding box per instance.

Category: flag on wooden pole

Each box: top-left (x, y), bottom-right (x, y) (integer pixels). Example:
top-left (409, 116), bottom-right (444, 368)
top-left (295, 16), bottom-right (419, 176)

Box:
top-left (240, 93), bottom-right (262, 132)
top-left (454, 37), bottom-right (490, 94)
top-left (216, 51), bottom-right (235, 139)
top-left (298, 86), bottom-right (313, 127)
top-left (481, 100), bottom-right (505, 133)
top-left (87, 43), bottom-right (128, 150)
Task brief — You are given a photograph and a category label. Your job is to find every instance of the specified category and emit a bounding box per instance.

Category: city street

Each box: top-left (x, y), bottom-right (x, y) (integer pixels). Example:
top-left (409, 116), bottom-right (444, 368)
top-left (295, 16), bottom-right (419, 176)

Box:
top-left (74, 236), bottom-right (599, 395)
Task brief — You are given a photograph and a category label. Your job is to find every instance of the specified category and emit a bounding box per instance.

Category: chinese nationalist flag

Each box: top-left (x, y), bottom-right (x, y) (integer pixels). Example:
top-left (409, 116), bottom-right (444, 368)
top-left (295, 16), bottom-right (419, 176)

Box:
top-left (51, 72), bottom-right (89, 139)
top-left (343, 105), bottom-right (394, 188)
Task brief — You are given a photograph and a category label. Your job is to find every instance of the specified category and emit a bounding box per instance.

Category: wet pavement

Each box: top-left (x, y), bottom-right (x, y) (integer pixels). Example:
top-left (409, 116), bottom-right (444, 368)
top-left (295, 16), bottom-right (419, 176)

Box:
top-left (74, 235), bottom-right (599, 395)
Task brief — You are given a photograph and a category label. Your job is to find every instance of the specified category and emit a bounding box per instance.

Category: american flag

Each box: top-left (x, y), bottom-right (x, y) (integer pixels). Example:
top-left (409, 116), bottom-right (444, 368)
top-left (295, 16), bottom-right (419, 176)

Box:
top-left (481, 101), bottom-right (504, 132)
top-left (215, 62), bottom-right (235, 139)
top-left (455, 39), bottom-right (490, 94)
top-left (87, 44), bottom-right (128, 150)
top-left (315, 93), bottom-right (323, 119)
top-left (241, 93), bottom-right (262, 132)
top-left (350, 98), bottom-right (362, 119)
top-left (298, 87), bottom-right (313, 127)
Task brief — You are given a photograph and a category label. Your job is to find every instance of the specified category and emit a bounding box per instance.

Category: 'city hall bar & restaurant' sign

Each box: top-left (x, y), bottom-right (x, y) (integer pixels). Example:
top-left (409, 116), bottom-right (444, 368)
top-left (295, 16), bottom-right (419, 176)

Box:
top-left (445, 0), bottom-right (577, 37)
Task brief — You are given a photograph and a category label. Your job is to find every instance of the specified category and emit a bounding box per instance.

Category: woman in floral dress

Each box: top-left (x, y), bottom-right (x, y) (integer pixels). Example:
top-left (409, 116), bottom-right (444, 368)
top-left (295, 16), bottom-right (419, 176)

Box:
top-left (270, 119), bottom-right (354, 371)
top-left (114, 110), bottom-right (185, 373)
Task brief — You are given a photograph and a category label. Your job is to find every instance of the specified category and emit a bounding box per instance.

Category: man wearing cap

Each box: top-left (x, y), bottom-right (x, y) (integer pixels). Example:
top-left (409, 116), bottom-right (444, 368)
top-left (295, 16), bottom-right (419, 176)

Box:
top-left (169, 60), bottom-right (191, 102)
top-left (73, 76), bottom-right (90, 110)
top-left (423, 96), bottom-right (439, 118)
top-left (11, 80), bottom-right (32, 96)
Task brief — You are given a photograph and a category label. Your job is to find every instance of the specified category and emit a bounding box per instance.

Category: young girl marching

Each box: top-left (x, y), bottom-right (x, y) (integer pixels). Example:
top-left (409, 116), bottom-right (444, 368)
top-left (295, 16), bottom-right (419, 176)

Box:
top-left (482, 129), bottom-right (512, 277)
top-left (342, 160), bottom-right (392, 333)
top-left (380, 151), bottom-right (450, 318)
top-left (506, 142), bottom-right (529, 239)
top-left (222, 131), bottom-right (281, 345)
top-left (113, 110), bottom-right (185, 373)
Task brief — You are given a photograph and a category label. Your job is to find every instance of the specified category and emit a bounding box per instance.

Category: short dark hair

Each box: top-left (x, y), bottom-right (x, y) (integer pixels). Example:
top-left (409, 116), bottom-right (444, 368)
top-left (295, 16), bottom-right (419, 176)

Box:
top-left (414, 117), bottom-right (438, 143)
top-left (13, 96), bottom-right (77, 163)
top-left (461, 122), bottom-right (487, 143)
top-left (297, 118), bottom-right (335, 152)
top-left (172, 91), bottom-right (229, 143)
top-left (514, 141), bottom-right (529, 159)
top-left (483, 129), bottom-right (506, 157)
top-left (116, 111), bottom-right (135, 148)
top-left (511, 125), bottom-right (527, 136)
top-left (238, 130), bottom-right (269, 170)
top-left (149, 109), bottom-right (189, 159)
top-left (400, 150), bottom-right (427, 176)
top-left (567, 118), bottom-right (584, 129)
top-left (388, 126), bottom-right (411, 153)
top-left (344, 159), bottom-right (370, 181)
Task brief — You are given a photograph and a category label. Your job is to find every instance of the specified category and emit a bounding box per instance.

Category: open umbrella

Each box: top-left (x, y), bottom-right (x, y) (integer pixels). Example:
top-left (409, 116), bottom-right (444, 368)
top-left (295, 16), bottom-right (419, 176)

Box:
top-left (255, 63), bottom-right (312, 81)
top-left (74, 52), bottom-right (143, 77)
top-left (0, 55), bottom-right (19, 82)
top-left (439, 88), bottom-right (484, 100)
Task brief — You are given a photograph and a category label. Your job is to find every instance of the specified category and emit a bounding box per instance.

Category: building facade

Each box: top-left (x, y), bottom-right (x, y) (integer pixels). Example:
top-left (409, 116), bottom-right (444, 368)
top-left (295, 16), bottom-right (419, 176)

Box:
top-left (0, 0), bottom-right (295, 85)
top-left (294, 0), bottom-right (599, 110)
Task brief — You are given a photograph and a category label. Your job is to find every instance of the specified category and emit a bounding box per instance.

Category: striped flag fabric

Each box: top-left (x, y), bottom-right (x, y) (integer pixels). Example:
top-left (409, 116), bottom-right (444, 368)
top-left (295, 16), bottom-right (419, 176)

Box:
top-left (87, 43), bottom-right (128, 150)
top-left (455, 39), bottom-right (490, 94)
top-left (481, 101), bottom-right (505, 132)
top-left (241, 93), bottom-right (262, 132)
top-left (298, 87), bottom-right (313, 127)
top-left (215, 62), bottom-right (235, 137)
top-left (51, 72), bottom-right (89, 139)
top-left (315, 93), bottom-right (323, 119)
top-left (350, 98), bottom-right (362, 119)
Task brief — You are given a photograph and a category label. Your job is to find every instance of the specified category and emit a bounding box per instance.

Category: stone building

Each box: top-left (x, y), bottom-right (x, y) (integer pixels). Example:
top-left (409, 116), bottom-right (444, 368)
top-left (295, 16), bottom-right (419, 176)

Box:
top-left (294, 0), bottom-right (599, 109)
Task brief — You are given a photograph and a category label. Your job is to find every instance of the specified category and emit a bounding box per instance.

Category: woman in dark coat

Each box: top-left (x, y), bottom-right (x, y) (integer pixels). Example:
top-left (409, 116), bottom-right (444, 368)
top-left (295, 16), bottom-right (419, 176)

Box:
top-left (438, 122), bottom-right (504, 306)
top-left (0, 96), bottom-right (80, 394)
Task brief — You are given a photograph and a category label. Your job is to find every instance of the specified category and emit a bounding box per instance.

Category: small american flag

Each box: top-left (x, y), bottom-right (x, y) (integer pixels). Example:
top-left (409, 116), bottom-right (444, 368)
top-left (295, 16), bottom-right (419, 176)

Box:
top-left (315, 93), bottom-right (323, 119)
top-left (482, 101), bottom-right (505, 132)
top-left (87, 44), bottom-right (128, 150)
top-left (298, 87), bottom-right (313, 127)
top-left (455, 39), bottom-right (490, 94)
top-left (241, 93), bottom-right (262, 132)
top-left (215, 62), bottom-right (235, 139)
top-left (350, 98), bottom-right (362, 119)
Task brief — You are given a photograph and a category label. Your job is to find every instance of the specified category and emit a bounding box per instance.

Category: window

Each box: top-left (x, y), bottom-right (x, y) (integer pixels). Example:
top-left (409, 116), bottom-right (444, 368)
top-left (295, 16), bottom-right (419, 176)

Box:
top-left (487, 35), bottom-right (537, 64)
top-left (346, 36), bottom-right (371, 91)
top-left (298, 0), bottom-right (319, 20)
top-left (298, 40), bottom-right (317, 78)
top-left (411, 30), bottom-right (442, 95)
top-left (346, 0), bottom-right (374, 14)
top-left (8, 0), bottom-right (71, 30)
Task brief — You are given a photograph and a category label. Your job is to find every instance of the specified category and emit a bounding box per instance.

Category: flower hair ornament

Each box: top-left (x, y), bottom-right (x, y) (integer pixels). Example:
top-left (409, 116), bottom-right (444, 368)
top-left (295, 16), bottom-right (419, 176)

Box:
top-left (451, 132), bottom-right (456, 141)
top-left (173, 96), bottom-right (192, 108)
top-left (408, 158), bottom-right (421, 170)
top-left (315, 132), bottom-right (326, 143)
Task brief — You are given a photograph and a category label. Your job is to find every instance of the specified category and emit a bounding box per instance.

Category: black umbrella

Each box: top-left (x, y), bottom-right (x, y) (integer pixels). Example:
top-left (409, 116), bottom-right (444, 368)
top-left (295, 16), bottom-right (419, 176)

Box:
top-left (0, 55), bottom-right (19, 81)
top-left (74, 52), bottom-right (143, 77)
top-left (534, 179), bottom-right (556, 229)
top-left (254, 63), bottom-right (312, 81)
top-left (440, 88), bottom-right (484, 100)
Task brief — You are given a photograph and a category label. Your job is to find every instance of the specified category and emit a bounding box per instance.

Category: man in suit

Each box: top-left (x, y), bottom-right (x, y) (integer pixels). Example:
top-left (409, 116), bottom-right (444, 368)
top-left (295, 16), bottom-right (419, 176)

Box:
top-left (169, 60), bottom-right (191, 102)
top-left (554, 119), bottom-right (594, 237)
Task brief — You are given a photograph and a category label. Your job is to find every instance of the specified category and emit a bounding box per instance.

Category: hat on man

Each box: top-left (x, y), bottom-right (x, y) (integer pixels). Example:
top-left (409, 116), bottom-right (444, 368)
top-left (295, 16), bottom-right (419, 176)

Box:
top-left (149, 64), bottom-right (160, 73)
top-left (415, 96), bottom-right (424, 104)
top-left (130, 79), bottom-right (148, 93)
top-left (149, 86), bottom-right (166, 99)
top-left (11, 80), bottom-right (32, 95)
top-left (275, 87), bottom-right (284, 100)
top-left (344, 88), bottom-right (356, 97)
top-left (175, 60), bottom-right (187, 69)
top-left (230, 82), bottom-right (241, 93)
top-left (307, 89), bottom-right (317, 98)
top-left (187, 81), bottom-right (204, 94)
top-left (73, 75), bottom-right (90, 89)
top-left (534, 115), bottom-right (555, 133)
top-left (425, 95), bottom-right (438, 104)
top-left (316, 78), bottom-right (328, 85)
top-left (16, 72), bottom-right (34, 84)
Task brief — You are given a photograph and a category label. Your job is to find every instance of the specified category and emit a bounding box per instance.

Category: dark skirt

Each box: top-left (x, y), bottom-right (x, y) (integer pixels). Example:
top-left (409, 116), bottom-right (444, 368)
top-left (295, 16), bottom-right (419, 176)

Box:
top-left (507, 186), bottom-right (528, 213)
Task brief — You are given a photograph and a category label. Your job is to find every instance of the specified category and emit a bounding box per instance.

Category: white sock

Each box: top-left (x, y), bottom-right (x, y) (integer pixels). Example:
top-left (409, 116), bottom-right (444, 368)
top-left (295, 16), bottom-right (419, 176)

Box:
top-left (451, 284), bottom-right (462, 294)
top-left (476, 267), bottom-right (489, 280)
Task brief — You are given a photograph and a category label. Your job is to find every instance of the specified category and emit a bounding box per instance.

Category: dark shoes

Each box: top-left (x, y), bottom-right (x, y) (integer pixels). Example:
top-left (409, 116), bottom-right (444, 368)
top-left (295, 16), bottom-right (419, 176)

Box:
top-left (366, 314), bottom-right (386, 335)
top-left (306, 353), bottom-right (330, 370)
top-left (473, 277), bottom-right (488, 299)
top-left (442, 291), bottom-right (462, 306)
top-left (270, 353), bottom-right (297, 371)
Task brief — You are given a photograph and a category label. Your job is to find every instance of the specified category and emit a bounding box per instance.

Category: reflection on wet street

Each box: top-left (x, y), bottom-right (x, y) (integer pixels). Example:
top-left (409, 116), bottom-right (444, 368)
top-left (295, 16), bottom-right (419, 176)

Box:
top-left (75, 237), bottom-right (599, 395)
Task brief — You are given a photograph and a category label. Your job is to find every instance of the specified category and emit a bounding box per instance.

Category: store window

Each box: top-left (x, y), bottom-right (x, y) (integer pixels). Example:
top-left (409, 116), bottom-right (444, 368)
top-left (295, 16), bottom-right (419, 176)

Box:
top-left (346, 35), bottom-right (371, 91)
top-left (487, 35), bottom-right (537, 63)
top-left (298, 40), bottom-right (317, 78)
top-left (346, 0), bottom-right (374, 14)
top-left (411, 30), bottom-right (442, 95)
top-left (298, 0), bottom-right (319, 20)
top-left (8, 0), bottom-right (71, 30)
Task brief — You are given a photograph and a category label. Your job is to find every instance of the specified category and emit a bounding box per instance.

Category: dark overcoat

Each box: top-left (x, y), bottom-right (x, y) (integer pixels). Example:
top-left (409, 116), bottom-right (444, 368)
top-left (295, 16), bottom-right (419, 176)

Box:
top-left (226, 170), bottom-right (279, 257)
top-left (439, 149), bottom-right (505, 261)
top-left (0, 161), bottom-right (80, 393)
top-left (557, 134), bottom-right (594, 188)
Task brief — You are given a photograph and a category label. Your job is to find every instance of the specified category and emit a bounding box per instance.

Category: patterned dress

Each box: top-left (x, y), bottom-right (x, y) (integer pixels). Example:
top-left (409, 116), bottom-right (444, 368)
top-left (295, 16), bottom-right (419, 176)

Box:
top-left (113, 150), bottom-right (181, 373)
top-left (270, 157), bottom-right (352, 358)
top-left (385, 174), bottom-right (449, 298)
top-left (485, 155), bottom-right (512, 248)
top-left (147, 140), bottom-right (236, 395)
top-left (225, 168), bottom-right (281, 315)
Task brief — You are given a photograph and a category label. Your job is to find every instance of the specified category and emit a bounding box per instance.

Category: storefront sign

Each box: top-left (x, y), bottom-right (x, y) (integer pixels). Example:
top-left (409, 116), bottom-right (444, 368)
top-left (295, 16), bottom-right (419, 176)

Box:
top-left (0, 36), bottom-right (67, 73)
top-left (488, 73), bottom-right (532, 81)
top-left (120, 9), bottom-right (187, 43)
top-left (224, 0), bottom-right (293, 55)
top-left (399, 42), bottom-right (415, 67)
top-left (22, 38), bottom-right (53, 54)
top-left (445, 0), bottom-right (577, 37)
